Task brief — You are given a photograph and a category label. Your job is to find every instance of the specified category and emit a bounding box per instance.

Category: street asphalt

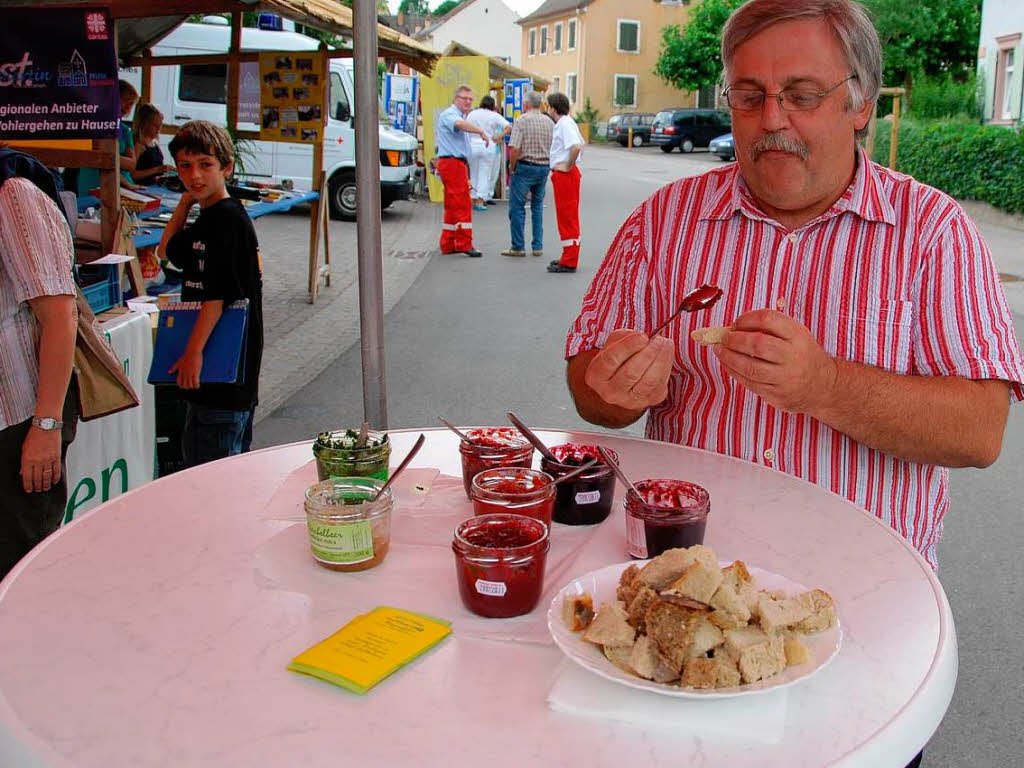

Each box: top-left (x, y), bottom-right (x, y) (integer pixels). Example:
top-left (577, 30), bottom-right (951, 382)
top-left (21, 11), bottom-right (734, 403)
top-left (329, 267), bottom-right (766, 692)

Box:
top-left (251, 144), bottom-right (1023, 766)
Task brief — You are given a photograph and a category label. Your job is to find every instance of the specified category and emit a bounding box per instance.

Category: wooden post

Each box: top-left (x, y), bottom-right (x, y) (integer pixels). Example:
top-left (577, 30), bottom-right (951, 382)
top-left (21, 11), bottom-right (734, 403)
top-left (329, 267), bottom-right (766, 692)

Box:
top-left (866, 112), bottom-right (877, 158)
top-left (140, 48), bottom-right (152, 104)
top-left (321, 171), bottom-right (331, 287)
top-left (226, 12), bottom-right (242, 135)
top-left (308, 46), bottom-right (328, 303)
top-left (889, 93), bottom-right (901, 170)
top-left (100, 20), bottom-right (122, 258)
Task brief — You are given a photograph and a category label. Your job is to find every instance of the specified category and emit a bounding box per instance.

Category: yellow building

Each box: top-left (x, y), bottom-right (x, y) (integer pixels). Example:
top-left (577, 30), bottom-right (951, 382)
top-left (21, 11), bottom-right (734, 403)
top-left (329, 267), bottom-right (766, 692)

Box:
top-left (517, 0), bottom-right (703, 121)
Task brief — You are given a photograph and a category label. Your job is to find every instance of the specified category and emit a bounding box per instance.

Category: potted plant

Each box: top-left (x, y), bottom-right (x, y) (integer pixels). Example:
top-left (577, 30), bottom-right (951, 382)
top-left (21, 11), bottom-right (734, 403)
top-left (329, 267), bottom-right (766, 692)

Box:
top-left (574, 97), bottom-right (600, 144)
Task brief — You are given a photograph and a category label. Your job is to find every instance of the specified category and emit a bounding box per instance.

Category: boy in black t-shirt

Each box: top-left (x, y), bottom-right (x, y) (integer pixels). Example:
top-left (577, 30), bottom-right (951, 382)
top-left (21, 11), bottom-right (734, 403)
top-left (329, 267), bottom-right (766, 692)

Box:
top-left (159, 121), bottom-right (264, 467)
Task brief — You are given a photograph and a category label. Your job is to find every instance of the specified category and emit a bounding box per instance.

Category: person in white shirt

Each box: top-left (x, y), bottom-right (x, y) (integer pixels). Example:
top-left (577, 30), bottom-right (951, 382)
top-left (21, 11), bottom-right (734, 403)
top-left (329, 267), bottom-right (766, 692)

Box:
top-left (466, 96), bottom-right (511, 211)
top-left (546, 92), bottom-right (584, 273)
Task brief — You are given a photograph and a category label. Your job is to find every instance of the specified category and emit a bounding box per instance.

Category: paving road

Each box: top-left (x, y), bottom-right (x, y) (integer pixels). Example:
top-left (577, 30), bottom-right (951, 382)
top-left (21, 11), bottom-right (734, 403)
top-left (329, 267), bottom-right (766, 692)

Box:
top-left (254, 144), bottom-right (1023, 766)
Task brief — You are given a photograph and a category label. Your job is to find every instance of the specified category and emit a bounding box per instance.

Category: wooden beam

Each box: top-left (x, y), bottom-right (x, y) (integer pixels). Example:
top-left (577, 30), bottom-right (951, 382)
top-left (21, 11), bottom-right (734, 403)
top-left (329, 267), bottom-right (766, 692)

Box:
top-left (126, 52), bottom-right (256, 67)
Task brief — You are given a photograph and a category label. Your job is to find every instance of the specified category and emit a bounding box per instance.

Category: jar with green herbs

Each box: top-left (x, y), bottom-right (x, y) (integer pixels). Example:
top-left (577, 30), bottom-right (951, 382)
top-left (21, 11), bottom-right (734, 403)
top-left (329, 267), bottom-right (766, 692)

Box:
top-left (313, 429), bottom-right (391, 481)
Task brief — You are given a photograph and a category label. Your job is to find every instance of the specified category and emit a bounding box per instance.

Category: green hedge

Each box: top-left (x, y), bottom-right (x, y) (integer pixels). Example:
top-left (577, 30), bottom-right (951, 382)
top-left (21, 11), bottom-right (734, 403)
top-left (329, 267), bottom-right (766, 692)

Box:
top-left (870, 118), bottom-right (1024, 214)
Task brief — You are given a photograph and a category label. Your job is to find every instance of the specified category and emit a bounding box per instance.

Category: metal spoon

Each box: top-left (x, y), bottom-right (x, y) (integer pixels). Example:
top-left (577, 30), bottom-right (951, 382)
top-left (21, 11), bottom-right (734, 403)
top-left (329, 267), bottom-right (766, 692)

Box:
top-left (597, 446), bottom-right (642, 502)
top-left (553, 458), bottom-right (599, 485)
top-left (438, 416), bottom-right (475, 444)
top-left (650, 284), bottom-right (724, 336)
top-left (506, 412), bottom-right (558, 463)
top-left (373, 433), bottom-right (425, 501)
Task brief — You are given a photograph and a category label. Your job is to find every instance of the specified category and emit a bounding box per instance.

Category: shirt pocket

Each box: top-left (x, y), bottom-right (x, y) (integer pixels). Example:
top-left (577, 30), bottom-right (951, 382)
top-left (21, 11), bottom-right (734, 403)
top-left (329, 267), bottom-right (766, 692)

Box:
top-left (827, 299), bottom-right (915, 374)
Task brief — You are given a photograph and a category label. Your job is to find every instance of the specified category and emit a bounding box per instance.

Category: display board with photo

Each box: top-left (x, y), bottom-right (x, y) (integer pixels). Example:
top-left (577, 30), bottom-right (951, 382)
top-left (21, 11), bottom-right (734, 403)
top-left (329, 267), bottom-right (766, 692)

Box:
top-left (258, 51), bottom-right (325, 144)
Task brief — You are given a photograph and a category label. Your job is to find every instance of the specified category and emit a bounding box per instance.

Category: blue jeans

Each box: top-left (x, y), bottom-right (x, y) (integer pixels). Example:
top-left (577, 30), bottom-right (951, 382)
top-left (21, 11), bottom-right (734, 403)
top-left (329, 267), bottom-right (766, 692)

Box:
top-left (182, 403), bottom-right (254, 468)
top-left (508, 163), bottom-right (549, 251)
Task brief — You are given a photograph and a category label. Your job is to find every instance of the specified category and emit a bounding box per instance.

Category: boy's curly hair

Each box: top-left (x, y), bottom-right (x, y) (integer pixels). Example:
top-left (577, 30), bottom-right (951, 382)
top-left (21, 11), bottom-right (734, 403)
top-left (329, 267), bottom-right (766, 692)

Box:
top-left (168, 120), bottom-right (234, 169)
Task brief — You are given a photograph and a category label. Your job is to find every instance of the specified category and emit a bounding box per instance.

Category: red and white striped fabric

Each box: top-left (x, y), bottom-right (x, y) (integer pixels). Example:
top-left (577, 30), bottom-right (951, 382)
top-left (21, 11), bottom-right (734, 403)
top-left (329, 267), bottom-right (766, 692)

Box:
top-left (0, 177), bottom-right (75, 431)
top-left (566, 149), bottom-right (1024, 568)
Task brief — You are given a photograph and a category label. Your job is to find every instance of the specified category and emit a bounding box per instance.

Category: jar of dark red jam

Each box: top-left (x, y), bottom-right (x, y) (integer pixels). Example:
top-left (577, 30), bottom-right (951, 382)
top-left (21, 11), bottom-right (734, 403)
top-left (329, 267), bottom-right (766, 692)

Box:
top-left (540, 444), bottom-right (618, 526)
top-left (470, 468), bottom-right (556, 527)
top-left (624, 479), bottom-right (710, 559)
top-left (458, 427), bottom-right (534, 499)
top-left (452, 513), bottom-right (550, 618)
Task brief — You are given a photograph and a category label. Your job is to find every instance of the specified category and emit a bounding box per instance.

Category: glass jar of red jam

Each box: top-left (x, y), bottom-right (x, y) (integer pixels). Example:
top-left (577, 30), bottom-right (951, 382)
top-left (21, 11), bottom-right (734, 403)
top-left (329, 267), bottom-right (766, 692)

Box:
top-left (624, 479), bottom-right (710, 559)
top-left (540, 443), bottom-right (618, 526)
top-left (470, 467), bottom-right (556, 527)
top-left (452, 513), bottom-right (550, 618)
top-left (458, 427), bottom-right (534, 499)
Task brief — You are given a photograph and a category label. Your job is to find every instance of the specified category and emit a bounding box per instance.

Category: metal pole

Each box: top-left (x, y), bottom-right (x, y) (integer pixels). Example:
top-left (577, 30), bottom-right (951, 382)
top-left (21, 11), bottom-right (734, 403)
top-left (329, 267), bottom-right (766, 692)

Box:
top-left (353, 0), bottom-right (388, 428)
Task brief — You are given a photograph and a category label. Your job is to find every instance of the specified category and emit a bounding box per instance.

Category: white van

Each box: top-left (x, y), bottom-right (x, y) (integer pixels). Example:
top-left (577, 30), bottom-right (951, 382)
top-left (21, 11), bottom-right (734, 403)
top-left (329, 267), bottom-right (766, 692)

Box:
top-left (121, 17), bottom-right (418, 220)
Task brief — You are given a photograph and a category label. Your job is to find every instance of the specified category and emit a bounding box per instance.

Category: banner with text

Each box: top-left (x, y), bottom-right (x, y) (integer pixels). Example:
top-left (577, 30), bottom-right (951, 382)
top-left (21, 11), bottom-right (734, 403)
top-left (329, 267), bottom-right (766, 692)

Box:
top-left (0, 7), bottom-right (119, 140)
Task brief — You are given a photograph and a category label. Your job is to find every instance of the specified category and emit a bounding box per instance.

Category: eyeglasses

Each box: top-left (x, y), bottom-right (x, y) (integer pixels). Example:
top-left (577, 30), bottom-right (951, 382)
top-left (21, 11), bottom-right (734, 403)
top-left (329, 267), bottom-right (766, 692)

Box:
top-left (723, 75), bottom-right (857, 112)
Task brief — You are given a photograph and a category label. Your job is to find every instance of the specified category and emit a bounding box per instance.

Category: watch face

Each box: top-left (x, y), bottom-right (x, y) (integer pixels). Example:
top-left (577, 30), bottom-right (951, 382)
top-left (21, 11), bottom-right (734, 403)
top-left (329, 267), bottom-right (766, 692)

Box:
top-left (35, 418), bottom-right (57, 430)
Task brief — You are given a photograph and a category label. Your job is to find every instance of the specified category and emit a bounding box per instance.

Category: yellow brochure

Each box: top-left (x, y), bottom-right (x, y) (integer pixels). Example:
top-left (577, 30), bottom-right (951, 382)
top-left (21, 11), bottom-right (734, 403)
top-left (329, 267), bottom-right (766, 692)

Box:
top-left (288, 606), bottom-right (452, 694)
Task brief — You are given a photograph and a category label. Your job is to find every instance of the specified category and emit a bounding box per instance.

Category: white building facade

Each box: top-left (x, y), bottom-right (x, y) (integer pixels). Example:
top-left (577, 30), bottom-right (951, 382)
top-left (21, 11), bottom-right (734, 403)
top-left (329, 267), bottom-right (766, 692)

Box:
top-left (416, 0), bottom-right (522, 67)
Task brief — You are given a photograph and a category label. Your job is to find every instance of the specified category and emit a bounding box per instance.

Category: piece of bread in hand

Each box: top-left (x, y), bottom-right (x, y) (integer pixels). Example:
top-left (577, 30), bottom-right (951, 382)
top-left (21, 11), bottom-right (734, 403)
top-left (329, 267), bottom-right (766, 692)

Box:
top-left (583, 601), bottom-right (636, 647)
top-left (690, 326), bottom-right (731, 345)
top-left (663, 561), bottom-right (724, 604)
top-left (792, 589), bottom-right (837, 633)
top-left (562, 592), bottom-right (595, 632)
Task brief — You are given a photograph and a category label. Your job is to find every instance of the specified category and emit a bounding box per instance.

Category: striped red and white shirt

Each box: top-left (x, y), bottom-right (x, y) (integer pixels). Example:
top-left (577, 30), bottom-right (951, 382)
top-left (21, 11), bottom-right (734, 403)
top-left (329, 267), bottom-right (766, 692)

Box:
top-left (0, 177), bottom-right (75, 430)
top-left (566, 149), bottom-right (1024, 567)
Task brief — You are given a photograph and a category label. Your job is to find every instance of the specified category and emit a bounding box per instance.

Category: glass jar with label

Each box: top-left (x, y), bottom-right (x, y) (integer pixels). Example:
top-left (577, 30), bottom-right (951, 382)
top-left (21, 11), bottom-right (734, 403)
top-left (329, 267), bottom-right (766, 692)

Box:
top-left (470, 467), bottom-right (556, 527)
top-left (624, 479), bottom-right (710, 559)
top-left (304, 477), bottom-right (393, 571)
top-left (313, 429), bottom-right (391, 481)
top-left (540, 443), bottom-right (618, 526)
top-left (458, 427), bottom-right (534, 498)
top-left (451, 513), bottom-right (549, 618)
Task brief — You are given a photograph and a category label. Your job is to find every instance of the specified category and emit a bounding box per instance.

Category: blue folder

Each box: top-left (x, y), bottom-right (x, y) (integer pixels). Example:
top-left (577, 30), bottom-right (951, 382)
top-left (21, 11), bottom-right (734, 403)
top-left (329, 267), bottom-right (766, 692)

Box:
top-left (147, 300), bottom-right (249, 385)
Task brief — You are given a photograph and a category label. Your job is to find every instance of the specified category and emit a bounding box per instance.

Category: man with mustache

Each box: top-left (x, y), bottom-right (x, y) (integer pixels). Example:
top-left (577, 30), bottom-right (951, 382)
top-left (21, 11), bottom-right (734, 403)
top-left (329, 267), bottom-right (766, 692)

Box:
top-left (564, 0), bottom-right (1024, 578)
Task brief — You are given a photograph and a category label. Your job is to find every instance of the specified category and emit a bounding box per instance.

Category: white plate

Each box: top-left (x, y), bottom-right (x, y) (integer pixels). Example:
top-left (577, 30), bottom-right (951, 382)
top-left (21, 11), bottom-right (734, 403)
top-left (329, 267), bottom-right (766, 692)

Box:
top-left (547, 560), bottom-right (842, 699)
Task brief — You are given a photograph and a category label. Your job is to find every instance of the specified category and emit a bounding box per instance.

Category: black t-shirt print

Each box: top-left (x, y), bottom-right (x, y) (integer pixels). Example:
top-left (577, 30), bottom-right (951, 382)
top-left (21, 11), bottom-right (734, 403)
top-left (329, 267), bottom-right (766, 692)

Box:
top-left (165, 197), bottom-right (264, 411)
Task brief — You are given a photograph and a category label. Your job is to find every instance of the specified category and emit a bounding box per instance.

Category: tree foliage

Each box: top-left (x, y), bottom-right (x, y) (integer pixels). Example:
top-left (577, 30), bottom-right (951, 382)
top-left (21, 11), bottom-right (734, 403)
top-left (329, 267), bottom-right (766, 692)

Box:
top-left (863, 0), bottom-right (980, 91)
top-left (654, 0), bottom-right (745, 92)
top-left (399, 0), bottom-right (430, 14)
top-left (433, 1), bottom-right (463, 16)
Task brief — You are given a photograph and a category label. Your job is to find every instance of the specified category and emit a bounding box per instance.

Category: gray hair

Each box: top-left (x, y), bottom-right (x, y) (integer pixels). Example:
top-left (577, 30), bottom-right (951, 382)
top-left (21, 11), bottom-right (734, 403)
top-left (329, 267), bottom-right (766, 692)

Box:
top-left (525, 91), bottom-right (542, 108)
top-left (453, 84), bottom-right (472, 100)
top-left (721, 0), bottom-right (881, 127)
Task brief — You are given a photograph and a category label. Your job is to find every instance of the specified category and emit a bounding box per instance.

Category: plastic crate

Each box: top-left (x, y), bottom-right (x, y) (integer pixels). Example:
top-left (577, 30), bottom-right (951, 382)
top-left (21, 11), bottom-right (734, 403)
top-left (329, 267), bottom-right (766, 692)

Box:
top-left (78, 264), bottom-right (120, 314)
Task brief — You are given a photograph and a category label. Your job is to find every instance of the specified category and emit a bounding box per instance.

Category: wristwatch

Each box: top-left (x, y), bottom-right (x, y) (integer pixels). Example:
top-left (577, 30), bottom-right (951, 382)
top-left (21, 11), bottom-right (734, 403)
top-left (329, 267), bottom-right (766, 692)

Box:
top-left (31, 416), bottom-right (63, 431)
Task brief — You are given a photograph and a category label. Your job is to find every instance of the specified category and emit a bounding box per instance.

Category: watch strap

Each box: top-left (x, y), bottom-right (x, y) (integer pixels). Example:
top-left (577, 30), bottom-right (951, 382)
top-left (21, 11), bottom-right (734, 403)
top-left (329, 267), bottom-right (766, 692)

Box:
top-left (31, 417), bottom-right (63, 431)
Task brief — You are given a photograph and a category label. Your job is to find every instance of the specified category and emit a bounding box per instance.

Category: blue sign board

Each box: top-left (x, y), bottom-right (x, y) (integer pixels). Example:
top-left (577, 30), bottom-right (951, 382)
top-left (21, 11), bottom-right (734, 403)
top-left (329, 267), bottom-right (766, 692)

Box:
top-left (504, 78), bottom-right (532, 123)
top-left (383, 73), bottom-right (419, 136)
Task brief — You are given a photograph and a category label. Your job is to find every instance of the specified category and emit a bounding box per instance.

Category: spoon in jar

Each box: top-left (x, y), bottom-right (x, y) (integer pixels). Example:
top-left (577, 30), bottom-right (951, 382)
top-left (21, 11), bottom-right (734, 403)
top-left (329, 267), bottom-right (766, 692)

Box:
top-left (438, 416), bottom-right (476, 444)
top-left (553, 458), bottom-right (599, 485)
top-left (506, 412), bottom-right (559, 464)
top-left (354, 421), bottom-right (370, 448)
top-left (597, 446), bottom-right (642, 502)
top-left (373, 433), bottom-right (426, 501)
top-left (650, 284), bottom-right (724, 337)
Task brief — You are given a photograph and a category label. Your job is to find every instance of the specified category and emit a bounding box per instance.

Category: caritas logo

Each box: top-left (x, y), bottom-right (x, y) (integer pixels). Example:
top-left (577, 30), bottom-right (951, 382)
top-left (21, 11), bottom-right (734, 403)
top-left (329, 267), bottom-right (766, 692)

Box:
top-left (85, 12), bottom-right (109, 41)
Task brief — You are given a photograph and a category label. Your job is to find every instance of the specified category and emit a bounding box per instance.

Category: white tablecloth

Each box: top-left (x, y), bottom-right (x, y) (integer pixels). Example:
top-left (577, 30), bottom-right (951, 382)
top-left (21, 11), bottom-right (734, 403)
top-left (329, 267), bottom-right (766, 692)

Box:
top-left (64, 310), bottom-right (155, 522)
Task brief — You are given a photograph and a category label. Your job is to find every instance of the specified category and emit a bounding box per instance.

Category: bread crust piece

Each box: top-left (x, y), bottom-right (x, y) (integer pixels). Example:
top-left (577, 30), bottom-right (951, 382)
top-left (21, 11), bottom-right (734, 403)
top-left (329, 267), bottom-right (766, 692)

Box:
top-left (645, 600), bottom-right (700, 673)
top-left (628, 633), bottom-right (661, 680)
top-left (616, 564), bottom-right (642, 606)
top-left (720, 560), bottom-right (754, 592)
top-left (663, 561), bottom-right (725, 604)
top-left (737, 633), bottom-right (787, 684)
top-left (583, 601), bottom-right (636, 647)
top-left (637, 545), bottom-right (719, 590)
top-left (603, 642), bottom-right (635, 673)
top-left (783, 631), bottom-right (813, 666)
top-left (561, 592), bottom-right (595, 632)
top-left (757, 592), bottom-right (814, 633)
top-left (723, 626), bottom-right (770, 656)
top-left (626, 584), bottom-right (659, 633)
top-left (709, 582), bottom-right (752, 630)
top-left (686, 614), bottom-right (726, 658)
top-left (681, 654), bottom-right (742, 689)
top-left (792, 589), bottom-right (837, 634)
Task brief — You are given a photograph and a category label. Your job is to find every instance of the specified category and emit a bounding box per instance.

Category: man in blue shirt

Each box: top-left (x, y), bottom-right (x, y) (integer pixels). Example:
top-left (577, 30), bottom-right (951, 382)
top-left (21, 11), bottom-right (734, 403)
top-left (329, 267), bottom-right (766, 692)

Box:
top-left (435, 85), bottom-right (490, 258)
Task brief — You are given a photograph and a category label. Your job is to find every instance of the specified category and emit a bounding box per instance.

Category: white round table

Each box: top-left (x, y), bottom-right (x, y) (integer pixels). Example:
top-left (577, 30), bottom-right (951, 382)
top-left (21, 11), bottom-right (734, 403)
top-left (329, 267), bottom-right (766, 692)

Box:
top-left (0, 429), bottom-right (956, 767)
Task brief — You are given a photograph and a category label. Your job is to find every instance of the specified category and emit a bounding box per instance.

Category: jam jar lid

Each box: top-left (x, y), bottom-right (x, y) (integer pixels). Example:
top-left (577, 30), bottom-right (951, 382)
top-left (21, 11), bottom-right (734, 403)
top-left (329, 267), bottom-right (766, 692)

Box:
top-left (463, 427), bottom-right (530, 449)
top-left (314, 429), bottom-right (390, 453)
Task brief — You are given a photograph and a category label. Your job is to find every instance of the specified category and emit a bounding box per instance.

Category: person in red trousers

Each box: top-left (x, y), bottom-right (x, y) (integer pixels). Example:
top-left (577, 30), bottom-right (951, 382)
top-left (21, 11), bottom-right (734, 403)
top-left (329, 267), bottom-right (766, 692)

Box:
top-left (434, 85), bottom-right (491, 258)
top-left (546, 92), bottom-right (584, 274)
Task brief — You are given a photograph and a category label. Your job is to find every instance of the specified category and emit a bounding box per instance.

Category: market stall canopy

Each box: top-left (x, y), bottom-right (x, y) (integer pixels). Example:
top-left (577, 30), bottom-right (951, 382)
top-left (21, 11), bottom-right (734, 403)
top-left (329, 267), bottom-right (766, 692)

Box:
top-left (0, 0), bottom-right (440, 74)
top-left (441, 41), bottom-right (549, 90)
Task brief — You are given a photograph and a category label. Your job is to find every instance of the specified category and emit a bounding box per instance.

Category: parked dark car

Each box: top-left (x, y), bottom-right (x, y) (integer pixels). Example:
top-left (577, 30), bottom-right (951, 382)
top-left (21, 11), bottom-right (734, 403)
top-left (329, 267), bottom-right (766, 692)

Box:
top-left (709, 132), bottom-right (735, 161)
top-left (605, 112), bottom-right (656, 146)
top-left (651, 108), bottom-right (732, 153)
